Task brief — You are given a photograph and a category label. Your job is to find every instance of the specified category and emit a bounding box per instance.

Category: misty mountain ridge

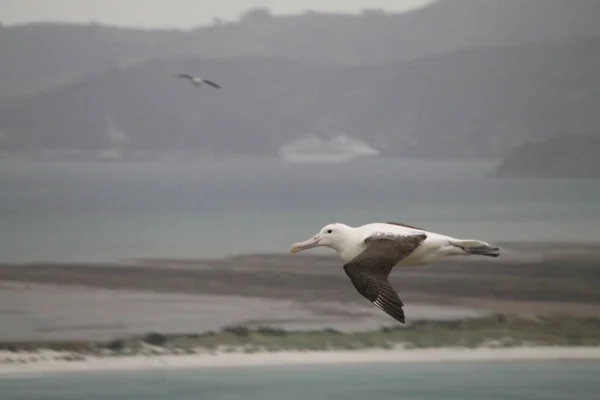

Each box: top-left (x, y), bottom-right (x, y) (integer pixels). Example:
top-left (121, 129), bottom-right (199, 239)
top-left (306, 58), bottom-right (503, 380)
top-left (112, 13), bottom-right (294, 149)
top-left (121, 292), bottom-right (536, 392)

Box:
top-left (1, 0), bottom-right (600, 160)
top-left (2, 0), bottom-right (600, 105)
top-left (492, 135), bottom-right (600, 178)
top-left (2, 36), bottom-right (599, 159)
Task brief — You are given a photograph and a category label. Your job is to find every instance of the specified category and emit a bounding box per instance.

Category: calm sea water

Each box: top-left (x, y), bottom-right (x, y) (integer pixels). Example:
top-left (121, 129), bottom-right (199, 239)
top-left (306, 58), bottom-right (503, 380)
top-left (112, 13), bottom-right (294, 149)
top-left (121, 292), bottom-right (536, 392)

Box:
top-left (1, 158), bottom-right (600, 263)
top-left (2, 361), bottom-right (599, 400)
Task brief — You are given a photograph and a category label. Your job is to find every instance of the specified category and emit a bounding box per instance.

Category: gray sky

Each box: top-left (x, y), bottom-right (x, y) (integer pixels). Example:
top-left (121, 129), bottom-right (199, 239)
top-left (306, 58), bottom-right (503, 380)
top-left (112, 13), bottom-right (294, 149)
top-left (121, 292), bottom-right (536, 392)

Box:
top-left (0, 0), bottom-right (433, 28)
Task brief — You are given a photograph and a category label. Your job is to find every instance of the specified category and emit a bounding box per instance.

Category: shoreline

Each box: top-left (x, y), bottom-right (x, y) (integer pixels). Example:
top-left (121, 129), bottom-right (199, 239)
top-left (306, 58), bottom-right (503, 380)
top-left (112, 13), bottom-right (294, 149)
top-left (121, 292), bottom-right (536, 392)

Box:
top-left (2, 346), bottom-right (600, 378)
top-left (2, 239), bottom-right (600, 266)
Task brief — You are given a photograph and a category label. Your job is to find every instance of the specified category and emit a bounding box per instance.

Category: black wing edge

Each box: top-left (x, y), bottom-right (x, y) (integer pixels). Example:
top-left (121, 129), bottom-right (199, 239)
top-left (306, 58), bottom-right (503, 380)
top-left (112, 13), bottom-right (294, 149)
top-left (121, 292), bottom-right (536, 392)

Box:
top-left (343, 264), bottom-right (407, 324)
top-left (372, 282), bottom-right (406, 323)
top-left (384, 222), bottom-right (426, 231)
top-left (204, 80), bottom-right (221, 88)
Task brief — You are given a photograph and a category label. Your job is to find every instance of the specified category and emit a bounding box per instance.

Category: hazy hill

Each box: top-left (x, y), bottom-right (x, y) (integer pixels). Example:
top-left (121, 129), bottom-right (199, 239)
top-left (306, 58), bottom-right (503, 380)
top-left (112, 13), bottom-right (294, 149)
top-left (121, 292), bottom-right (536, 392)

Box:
top-left (180, 0), bottom-right (600, 64)
top-left (2, 0), bottom-right (600, 104)
top-left (0, 23), bottom-right (185, 105)
top-left (2, 38), bottom-right (599, 159)
top-left (491, 136), bottom-right (600, 178)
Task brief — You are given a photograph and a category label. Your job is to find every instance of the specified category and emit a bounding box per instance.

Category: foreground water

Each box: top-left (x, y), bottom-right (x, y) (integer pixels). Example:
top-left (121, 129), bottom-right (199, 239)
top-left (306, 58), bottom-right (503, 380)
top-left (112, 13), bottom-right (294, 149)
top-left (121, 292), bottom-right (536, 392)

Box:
top-left (2, 361), bottom-right (599, 400)
top-left (1, 158), bottom-right (600, 262)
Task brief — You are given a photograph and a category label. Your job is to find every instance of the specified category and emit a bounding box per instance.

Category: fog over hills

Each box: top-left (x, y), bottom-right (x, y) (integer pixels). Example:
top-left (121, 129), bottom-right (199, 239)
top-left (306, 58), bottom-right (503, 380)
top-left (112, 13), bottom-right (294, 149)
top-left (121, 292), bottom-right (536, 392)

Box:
top-left (492, 136), bottom-right (600, 178)
top-left (1, 0), bottom-right (599, 159)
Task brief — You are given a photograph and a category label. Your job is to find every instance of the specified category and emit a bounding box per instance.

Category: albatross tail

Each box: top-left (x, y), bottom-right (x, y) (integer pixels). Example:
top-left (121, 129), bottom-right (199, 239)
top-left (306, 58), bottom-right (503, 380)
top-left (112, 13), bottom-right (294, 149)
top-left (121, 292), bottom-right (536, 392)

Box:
top-left (450, 240), bottom-right (501, 258)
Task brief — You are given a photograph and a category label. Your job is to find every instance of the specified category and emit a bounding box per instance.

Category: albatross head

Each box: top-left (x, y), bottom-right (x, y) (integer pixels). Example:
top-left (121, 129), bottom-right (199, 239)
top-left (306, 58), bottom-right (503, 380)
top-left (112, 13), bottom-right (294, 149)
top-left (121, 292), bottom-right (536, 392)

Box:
top-left (290, 223), bottom-right (358, 257)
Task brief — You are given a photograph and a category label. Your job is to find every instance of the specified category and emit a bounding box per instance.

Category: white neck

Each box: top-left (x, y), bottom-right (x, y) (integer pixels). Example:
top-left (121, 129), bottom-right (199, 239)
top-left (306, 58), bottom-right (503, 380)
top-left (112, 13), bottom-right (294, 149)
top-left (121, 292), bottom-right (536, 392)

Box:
top-left (330, 226), bottom-right (366, 263)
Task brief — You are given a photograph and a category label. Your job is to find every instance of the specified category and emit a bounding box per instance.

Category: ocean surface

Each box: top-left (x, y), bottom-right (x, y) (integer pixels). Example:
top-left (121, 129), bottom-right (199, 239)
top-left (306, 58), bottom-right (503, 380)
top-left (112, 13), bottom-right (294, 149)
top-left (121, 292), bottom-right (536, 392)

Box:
top-left (1, 158), bottom-right (600, 263)
top-left (2, 361), bottom-right (600, 400)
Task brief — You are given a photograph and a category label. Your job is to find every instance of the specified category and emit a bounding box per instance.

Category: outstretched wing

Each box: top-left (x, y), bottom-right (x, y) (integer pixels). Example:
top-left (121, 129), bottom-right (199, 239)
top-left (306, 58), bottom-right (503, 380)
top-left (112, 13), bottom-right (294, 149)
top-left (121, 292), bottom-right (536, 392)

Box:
top-left (203, 80), bottom-right (221, 88)
top-left (342, 233), bottom-right (426, 324)
top-left (385, 222), bottom-right (426, 231)
top-left (176, 73), bottom-right (194, 80)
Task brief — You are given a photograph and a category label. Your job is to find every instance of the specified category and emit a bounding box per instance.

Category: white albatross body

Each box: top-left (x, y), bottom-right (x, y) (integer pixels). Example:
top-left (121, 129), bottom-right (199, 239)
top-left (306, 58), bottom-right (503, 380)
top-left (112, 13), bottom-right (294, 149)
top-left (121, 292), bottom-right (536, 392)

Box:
top-left (289, 222), bottom-right (500, 324)
top-left (175, 74), bottom-right (221, 89)
top-left (292, 222), bottom-right (499, 267)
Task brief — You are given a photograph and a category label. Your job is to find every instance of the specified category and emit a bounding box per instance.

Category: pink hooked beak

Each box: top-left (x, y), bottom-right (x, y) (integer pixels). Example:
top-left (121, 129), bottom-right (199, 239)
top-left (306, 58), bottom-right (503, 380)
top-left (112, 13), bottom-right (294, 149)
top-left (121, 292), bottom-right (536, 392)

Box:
top-left (290, 234), bottom-right (321, 254)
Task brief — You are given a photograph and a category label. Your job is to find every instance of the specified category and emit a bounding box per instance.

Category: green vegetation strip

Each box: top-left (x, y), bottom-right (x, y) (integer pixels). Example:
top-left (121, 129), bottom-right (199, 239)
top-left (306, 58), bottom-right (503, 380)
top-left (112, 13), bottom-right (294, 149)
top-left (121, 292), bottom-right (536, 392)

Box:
top-left (2, 315), bottom-right (600, 356)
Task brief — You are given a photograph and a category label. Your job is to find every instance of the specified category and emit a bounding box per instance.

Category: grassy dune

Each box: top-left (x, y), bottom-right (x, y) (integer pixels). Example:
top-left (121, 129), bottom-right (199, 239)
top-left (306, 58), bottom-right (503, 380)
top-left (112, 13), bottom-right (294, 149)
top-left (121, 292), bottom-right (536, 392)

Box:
top-left (2, 315), bottom-right (599, 358)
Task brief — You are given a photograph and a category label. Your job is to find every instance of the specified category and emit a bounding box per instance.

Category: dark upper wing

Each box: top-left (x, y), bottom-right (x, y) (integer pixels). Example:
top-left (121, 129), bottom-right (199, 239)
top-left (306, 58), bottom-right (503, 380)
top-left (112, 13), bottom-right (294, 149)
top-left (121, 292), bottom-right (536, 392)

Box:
top-left (176, 73), bottom-right (193, 80)
top-left (343, 268), bottom-right (407, 323)
top-left (385, 222), bottom-right (426, 231)
top-left (342, 233), bottom-right (426, 324)
top-left (203, 80), bottom-right (221, 88)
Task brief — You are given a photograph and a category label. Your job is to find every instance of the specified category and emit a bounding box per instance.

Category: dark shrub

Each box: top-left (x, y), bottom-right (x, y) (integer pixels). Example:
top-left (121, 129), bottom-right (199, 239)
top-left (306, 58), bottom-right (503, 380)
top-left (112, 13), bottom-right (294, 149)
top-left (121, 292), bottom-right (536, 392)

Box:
top-left (106, 339), bottom-right (124, 352)
top-left (145, 332), bottom-right (167, 347)
top-left (222, 325), bottom-right (250, 337)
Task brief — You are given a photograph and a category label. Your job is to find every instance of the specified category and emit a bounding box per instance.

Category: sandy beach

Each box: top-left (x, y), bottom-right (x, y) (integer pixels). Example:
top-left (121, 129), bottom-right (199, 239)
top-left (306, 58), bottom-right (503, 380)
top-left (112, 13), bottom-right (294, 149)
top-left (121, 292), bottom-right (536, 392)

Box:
top-left (1, 243), bottom-right (599, 379)
top-left (2, 346), bottom-right (600, 378)
top-left (1, 243), bottom-right (600, 342)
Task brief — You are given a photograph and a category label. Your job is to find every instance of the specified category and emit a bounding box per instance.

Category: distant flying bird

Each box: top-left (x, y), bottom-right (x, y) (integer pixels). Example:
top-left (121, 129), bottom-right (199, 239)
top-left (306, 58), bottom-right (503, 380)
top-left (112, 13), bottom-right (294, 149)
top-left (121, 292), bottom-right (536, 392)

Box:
top-left (176, 74), bottom-right (221, 89)
top-left (290, 222), bottom-right (500, 324)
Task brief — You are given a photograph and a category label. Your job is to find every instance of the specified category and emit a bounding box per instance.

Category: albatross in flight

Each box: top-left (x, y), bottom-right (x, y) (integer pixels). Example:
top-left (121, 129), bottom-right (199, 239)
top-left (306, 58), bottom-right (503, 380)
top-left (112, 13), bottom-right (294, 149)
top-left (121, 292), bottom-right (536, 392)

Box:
top-left (290, 222), bottom-right (500, 324)
top-left (176, 74), bottom-right (221, 89)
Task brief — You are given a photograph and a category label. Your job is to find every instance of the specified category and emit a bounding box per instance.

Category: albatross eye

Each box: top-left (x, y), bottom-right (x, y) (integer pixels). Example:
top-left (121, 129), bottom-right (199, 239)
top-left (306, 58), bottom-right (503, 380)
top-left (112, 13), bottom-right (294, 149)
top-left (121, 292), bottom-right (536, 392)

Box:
top-left (326, 229), bottom-right (333, 234)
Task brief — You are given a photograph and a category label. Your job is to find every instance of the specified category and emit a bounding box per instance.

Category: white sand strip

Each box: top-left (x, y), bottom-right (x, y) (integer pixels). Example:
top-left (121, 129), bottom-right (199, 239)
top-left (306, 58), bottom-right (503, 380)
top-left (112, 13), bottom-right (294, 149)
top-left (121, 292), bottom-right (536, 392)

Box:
top-left (1, 347), bottom-right (600, 378)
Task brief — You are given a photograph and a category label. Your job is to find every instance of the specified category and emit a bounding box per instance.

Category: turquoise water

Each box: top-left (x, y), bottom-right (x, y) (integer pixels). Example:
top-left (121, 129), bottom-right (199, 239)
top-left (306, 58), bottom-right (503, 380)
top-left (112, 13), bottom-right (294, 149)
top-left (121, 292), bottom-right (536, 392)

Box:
top-left (2, 361), bottom-right (600, 399)
top-left (1, 158), bottom-right (600, 262)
